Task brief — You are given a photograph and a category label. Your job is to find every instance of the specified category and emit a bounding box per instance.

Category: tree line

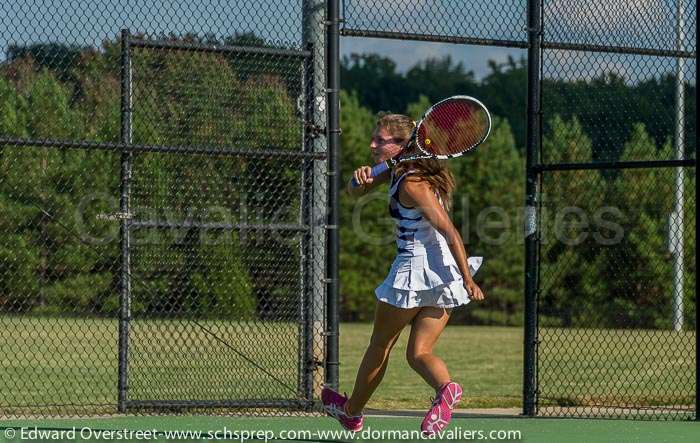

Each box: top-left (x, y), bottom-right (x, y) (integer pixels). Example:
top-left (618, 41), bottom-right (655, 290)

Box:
top-left (340, 90), bottom-right (695, 329)
top-left (340, 53), bottom-right (695, 328)
top-left (0, 36), bottom-right (695, 328)
top-left (342, 53), bottom-right (697, 161)
top-left (0, 35), bottom-right (303, 319)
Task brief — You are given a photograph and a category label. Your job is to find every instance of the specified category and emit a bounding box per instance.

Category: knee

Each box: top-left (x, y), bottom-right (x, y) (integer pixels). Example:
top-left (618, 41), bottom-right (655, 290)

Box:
top-left (406, 346), bottom-right (431, 369)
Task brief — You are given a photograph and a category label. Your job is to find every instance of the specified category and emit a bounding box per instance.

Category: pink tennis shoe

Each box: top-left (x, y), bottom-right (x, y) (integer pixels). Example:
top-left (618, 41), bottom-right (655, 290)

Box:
top-left (421, 381), bottom-right (463, 435)
top-left (321, 386), bottom-right (364, 432)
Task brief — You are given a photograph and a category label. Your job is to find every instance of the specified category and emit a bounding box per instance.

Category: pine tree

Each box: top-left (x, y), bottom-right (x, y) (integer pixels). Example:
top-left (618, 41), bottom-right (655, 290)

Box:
top-left (338, 90), bottom-right (395, 320)
top-left (448, 116), bottom-right (525, 325)
top-left (0, 68), bottom-right (115, 314)
top-left (597, 125), bottom-right (677, 328)
top-left (538, 116), bottom-right (605, 327)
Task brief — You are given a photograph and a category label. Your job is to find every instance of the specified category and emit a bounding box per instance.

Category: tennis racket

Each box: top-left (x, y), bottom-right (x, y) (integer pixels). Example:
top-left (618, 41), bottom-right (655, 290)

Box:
top-left (351, 95), bottom-right (492, 187)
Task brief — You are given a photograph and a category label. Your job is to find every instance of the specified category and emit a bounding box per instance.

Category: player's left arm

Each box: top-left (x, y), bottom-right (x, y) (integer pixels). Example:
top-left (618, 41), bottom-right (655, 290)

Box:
top-left (400, 179), bottom-right (485, 301)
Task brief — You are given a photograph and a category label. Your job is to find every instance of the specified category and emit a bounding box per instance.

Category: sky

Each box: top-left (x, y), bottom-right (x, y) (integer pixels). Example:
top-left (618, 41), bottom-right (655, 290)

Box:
top-left (0, 0), bottom-right (695, 82)
top-left (0, 0), bottom-right (525, 78)
top-left (341, 37), bottom-right (525, 78)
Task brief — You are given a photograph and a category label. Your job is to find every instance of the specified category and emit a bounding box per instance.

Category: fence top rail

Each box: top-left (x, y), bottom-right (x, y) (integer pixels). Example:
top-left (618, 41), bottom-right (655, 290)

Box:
top-left (339, 30), bottom-right (696, 59)
top-left (542, 41), bottom-right (696, 59)
top-left (339, 28), bottom-right (529, 49)
top-left (127, 35), bottom-right (312, 58)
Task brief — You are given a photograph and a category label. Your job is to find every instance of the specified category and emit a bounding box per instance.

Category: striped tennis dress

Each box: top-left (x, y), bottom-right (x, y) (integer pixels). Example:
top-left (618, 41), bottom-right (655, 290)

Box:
top-left (374, 171), bottom-right (483, 309)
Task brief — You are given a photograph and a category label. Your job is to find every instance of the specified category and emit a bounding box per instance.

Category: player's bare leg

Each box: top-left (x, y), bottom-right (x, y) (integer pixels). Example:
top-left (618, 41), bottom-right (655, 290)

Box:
top-left (406, 306), bottom-right (452, 389)
top-left (344, 301), bottom-right (419, 416)
top-left (406, 307), bottom-right (462, 434)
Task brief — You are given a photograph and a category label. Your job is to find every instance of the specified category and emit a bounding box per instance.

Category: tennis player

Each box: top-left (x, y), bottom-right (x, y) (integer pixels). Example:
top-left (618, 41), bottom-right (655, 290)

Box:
top-left (322, 113), bottom-right (484, 435)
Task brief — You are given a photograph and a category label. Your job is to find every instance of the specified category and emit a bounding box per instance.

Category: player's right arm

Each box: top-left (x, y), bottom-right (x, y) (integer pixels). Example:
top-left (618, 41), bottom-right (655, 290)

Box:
top-left (346, 166), bottom-right (390, 197)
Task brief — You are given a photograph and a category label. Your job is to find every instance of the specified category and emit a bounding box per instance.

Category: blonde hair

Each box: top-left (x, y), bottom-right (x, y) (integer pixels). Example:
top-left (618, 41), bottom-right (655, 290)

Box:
top-left (376, 112), bottom-right (456, 210)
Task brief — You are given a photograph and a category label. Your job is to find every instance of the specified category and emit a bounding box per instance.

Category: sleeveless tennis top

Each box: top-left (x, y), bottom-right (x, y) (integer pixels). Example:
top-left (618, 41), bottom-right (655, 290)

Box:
top-left (388, 171), bottom-right (451, 256)
top-left (376, 170), bottom-right (484, 305)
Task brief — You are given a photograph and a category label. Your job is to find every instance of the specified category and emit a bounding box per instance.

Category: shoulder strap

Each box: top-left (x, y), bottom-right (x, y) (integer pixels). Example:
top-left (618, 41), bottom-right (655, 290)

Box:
top-left (390, 170), bottom-right (421, 203)
top-left (392, 170), bottom-right (418, 186)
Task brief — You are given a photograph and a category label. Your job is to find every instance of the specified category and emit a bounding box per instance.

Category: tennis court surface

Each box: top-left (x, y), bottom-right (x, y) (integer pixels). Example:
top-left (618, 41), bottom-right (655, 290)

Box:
top-left (2, 413), bottom-right (700, 443)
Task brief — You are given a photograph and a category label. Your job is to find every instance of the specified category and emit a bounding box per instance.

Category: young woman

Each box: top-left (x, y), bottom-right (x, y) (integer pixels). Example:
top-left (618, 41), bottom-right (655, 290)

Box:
top-left (322, 113), bottom-right (485, 435)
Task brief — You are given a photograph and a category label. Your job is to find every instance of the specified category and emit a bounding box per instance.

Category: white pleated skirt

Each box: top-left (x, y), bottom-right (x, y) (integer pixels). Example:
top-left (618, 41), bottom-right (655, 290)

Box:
top-left (375, 251), bottom-right (483, 309)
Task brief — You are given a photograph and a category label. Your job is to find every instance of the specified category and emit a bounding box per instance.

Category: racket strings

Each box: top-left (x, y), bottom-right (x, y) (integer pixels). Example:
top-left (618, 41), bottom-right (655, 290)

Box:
top-left (418, 99), bottom-right (489, 156)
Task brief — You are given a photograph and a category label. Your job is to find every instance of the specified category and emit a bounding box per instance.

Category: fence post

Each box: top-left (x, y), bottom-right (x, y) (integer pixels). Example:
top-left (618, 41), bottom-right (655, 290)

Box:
top-left (117, 28), bottom-right (133, 414)
top-left (325, 0), bottom-right (341, 392)
top-left (523, 0), bottom-right (542, 417)
top-left (696, 43), bottom-right (699, 422)
top-left (303, 0), bottom-right (330, 399)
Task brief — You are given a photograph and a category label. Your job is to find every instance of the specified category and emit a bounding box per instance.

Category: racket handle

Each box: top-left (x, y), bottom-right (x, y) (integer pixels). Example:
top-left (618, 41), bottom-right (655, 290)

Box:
top-left (350, 162), bottom-right (390, 188)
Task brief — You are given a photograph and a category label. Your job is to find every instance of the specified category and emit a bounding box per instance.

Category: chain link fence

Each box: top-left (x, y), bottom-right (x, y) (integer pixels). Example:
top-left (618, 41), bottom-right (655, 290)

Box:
top-left (0, 0), bottom-right (697, 421)
top-left (341, 0), bottom-right (527, 46)
top-left (341, 0), bottom-right (697, 421)
top-left (535, 0), bottom-right (696, 420)
top-left (1, 0), bottom-right (330, 417)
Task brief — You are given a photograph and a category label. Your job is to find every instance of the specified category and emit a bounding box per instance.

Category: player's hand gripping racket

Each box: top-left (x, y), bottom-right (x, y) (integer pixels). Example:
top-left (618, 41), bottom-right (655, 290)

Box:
top-left (351, 95), bottom-right (492, 187)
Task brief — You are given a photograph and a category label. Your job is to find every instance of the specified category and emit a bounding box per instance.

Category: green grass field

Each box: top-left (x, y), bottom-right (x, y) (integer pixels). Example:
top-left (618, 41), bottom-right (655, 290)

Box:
top-left (0, 317), bottom-right (695, 416)
top-left (339, 323), bottom-right (522, 410)
top-left (340, 323), bottom-right (695, 413)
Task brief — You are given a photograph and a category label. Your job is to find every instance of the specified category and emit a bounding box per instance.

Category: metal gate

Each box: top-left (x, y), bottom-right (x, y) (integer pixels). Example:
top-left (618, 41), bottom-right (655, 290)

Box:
top-left (115, 31), bottom-right (323, 413)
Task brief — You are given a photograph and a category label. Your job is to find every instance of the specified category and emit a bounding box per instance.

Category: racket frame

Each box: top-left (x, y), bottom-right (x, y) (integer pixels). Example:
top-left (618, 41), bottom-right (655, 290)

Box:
top-left (413, 95), bottom-right (492, 159)
top-left (354, 95), bottom-right (492, 187)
